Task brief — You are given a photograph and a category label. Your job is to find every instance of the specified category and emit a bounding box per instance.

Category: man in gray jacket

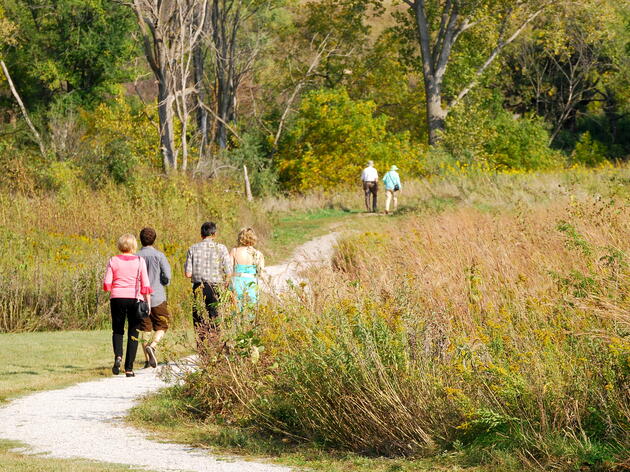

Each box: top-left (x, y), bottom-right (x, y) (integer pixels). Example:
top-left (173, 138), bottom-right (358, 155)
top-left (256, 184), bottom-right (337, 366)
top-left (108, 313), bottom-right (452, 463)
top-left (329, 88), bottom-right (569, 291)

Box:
top-left (137, 227), bottom-right (172, 368)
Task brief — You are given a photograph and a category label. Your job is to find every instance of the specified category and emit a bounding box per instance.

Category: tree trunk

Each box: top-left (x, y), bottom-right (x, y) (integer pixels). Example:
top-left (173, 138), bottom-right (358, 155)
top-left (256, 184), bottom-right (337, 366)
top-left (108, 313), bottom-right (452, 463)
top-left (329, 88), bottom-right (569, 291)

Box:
top-left (425, 80), bottom-right (447, 145)
top-left (406, 0), bottom-right (547, 146)
top-left (215, 74), bottom-right (233, 149)
top-left (193, 44), bottom-right (208, 154)
top-left (157, 78), bottom-right (176, 171)
top-left (0, 60), bottom-right (47, 157)
top-left (193, 5), bottom-right (209, 155)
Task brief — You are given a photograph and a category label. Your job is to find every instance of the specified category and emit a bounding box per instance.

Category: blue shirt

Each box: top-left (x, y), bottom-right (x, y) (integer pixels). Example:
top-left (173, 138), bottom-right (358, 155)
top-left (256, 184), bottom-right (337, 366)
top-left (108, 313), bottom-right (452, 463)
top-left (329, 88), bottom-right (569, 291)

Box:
top-left (383, 171), bottom-right (402, 191)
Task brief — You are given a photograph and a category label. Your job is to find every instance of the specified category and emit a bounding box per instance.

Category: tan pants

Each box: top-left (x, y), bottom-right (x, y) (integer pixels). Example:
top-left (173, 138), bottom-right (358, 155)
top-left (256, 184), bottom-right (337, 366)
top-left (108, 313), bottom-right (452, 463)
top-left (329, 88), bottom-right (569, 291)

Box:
top-left (385, 189), bottom-right (398, 212)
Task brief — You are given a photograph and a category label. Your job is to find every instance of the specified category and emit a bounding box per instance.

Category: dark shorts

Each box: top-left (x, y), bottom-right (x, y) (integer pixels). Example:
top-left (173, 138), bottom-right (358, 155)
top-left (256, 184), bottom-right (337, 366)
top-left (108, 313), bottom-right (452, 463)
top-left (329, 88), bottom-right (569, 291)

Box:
top-left (139, 301), bottom-right (170, 332)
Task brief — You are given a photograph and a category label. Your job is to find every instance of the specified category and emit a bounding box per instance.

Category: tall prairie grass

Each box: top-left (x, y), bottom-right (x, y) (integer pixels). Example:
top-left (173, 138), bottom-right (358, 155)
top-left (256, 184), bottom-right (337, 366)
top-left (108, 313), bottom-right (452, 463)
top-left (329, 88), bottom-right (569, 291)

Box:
top-left (181, 168), bottom-right (630, 470)
top-left (0, 174), bottom-right (271, 332)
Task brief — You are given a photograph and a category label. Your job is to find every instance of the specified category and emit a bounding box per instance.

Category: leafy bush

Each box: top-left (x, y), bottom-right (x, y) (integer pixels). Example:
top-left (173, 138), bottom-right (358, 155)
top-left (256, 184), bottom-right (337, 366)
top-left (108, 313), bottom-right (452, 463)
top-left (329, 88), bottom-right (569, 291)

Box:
top-left (79, 94), bottom-right (159, 185)
top-left (571, 132), bottom-right (609, 167)
top-left (276, 88), bottom-right (425, 191)
top-left (219, 132), bottom-right (278, 196)
top-left (485, 112), bottom-right (561, 170)
top-left (443, 92), bottom-right (562, 170)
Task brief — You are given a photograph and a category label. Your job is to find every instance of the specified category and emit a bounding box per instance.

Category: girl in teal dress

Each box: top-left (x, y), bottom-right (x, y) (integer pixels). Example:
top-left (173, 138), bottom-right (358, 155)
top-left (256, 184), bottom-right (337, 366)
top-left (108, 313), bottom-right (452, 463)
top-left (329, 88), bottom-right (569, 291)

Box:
top-left (230, 228), bottom-right (265, 311)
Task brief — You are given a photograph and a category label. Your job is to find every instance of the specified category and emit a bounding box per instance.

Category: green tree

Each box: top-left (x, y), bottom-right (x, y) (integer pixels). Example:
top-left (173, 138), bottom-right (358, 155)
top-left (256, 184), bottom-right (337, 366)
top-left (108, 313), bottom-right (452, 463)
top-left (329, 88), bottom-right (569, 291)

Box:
top-left (2, 0), bottom-right (136, 109)
top-left (442, 90), bottom-right (560, 170)
top-left (503, 0), bottom-right (629, 149)
top-left (0, 6), bottom-right (16, 50)
top-left (276, 88), bottom-right (422, 191)
top-left (392, 0), bottom-right (553, 145)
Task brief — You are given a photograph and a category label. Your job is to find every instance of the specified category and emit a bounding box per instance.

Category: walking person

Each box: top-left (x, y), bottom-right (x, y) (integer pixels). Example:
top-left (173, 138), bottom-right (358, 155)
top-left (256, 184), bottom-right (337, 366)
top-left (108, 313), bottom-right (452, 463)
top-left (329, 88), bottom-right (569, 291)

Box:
top-left (184, 222), bottom-right (232, 341)
top-left (361, 160), bottom-right (379, 212)
top-left (103, 234), bottom-right (152, 377)
top-left (137, 227), bottom-right (172, 368)
top-left (230, 227), bottom-right (265, 314)
top-left (383, 165), bottom-right (402, 214)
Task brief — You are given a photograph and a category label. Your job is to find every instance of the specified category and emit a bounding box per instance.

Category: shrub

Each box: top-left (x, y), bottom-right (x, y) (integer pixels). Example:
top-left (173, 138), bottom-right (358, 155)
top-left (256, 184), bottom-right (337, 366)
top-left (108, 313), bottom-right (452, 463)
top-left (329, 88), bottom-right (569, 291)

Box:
top-left (443, 92), bottom-right (562, 170)
top-left (79, 94), bottom-right (159, 185)
top-left (276, 88), bottom-right (425, 191)
top-left (218, 132), bottom-right (278, 196)
top-left (571, 132), bottom-right (609, 167)
top-left (485, 113), bottom-right (561, 170)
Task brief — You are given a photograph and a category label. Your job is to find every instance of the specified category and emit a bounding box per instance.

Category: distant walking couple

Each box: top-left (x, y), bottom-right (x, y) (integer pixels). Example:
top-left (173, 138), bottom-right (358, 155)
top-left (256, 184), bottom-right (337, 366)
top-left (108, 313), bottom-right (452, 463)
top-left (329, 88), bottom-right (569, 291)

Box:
top-left (102, 223), bottom-right (264, 377)
top-left (361, 161), bottom-right (402, 214)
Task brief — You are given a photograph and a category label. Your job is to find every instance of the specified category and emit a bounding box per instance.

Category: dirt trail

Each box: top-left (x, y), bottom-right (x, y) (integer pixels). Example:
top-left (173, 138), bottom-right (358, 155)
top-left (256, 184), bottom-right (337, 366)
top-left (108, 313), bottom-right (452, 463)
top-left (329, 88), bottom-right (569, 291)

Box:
top-left (262, 232), bottom-right (340, 294)
top-left (0, 233), bottom-right (340, 472)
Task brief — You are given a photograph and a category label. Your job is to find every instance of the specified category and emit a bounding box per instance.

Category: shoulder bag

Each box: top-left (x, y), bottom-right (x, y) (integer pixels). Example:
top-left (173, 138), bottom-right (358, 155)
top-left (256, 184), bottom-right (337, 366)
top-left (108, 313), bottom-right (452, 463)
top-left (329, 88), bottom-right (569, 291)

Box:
top-left (135, 257), bottom-right (150, 319)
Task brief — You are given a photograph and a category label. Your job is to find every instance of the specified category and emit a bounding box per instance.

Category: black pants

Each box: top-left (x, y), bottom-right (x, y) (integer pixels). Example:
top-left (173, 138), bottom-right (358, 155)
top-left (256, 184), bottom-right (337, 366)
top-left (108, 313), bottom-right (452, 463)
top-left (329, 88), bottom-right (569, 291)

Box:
top-left (363, 181), bottom-right (378, 212)
top-left (192, 282), bottom-right (220, 335)
top-left (110, 298), bottom-right (140, 372)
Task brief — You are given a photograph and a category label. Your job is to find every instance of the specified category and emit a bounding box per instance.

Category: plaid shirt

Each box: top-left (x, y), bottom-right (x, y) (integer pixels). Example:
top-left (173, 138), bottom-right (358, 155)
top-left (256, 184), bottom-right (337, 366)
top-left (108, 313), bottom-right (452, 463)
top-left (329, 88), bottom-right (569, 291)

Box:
top-left (184, 239), bottom-right (232, 284)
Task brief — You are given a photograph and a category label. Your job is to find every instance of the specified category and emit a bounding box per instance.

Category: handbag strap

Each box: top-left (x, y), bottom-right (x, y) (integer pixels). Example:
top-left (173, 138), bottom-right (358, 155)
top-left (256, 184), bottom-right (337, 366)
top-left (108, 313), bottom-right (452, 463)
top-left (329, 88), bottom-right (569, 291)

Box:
top-left (135, 256), bottom-right (142, 301)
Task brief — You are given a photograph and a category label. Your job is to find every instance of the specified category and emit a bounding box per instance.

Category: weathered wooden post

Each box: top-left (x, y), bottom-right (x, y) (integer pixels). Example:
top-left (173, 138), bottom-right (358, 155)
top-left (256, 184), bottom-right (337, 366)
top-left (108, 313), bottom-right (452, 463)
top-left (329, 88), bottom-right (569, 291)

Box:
top-left (243, 164), bottom-right (253, 201)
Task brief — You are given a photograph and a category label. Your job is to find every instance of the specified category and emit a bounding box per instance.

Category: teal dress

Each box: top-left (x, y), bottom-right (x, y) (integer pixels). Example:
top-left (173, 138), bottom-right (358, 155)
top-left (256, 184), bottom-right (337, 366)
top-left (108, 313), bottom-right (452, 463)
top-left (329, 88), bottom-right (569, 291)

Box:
top-left (232, 263), bottom-right (259, 307)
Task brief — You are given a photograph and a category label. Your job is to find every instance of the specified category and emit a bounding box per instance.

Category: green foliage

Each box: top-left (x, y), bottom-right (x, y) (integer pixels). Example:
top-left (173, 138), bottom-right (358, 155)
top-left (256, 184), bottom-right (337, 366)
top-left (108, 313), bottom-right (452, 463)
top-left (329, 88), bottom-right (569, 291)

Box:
top-left (276, 88), bottom-right (424, 191)
top-left (0, 6), bottom-right (17, 51)
top-left (502, 0), bottom-right (630, 156)
top-left (486, 113), bottom-right (560, 170)
top-left (2, 0), bottom-right (136, 108)
top-left (443, 92), bottom-right (562, 170)
top-left (349, 32), bottom-right (427, 138)
top-left (221, 132), bottom-right (278, 196)
top-left (79, 95), bottom-right (159, 185)
top-left (571, 132), bottom-right (609, 168)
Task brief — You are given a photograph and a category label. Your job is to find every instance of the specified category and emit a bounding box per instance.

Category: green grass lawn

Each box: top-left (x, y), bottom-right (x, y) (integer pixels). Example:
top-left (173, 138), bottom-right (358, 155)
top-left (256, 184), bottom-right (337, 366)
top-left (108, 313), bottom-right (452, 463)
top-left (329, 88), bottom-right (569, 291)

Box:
top-left (264, 208), bottom-right (357, 263)
top-left (0, 330), bottom-right (118, 402)
top-left (0, 330), bottom-right (171, 471)
top-left (0, 440), bottom-right (152, 472)
top-left (264, 207), bottom-right (406, 264)
top-left (0, 329), bottom-right (196, 403)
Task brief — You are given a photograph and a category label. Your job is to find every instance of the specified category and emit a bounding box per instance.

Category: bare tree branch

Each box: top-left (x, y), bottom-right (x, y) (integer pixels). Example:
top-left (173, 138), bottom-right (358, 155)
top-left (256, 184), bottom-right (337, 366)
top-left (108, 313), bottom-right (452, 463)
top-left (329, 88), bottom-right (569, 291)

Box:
top-left (448, 6), bottom-right (545, 110)
top-left (0, 60), bottom-right (46, 157)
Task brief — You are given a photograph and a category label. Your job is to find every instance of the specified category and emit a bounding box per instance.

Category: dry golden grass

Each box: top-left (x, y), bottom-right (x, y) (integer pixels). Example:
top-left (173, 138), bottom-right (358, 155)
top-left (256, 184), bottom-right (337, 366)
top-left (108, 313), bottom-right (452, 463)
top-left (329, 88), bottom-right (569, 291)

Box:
top-left (182, 168), bottom-right (630, 470)
top-left (0, 175), bottom-right (271, 331)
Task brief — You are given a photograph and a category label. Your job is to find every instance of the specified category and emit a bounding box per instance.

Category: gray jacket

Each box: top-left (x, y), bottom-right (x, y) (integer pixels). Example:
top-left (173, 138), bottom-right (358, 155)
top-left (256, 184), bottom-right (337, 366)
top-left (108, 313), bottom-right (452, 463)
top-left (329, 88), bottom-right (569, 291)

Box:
top-left (137, 246), bottom-right (171, 306)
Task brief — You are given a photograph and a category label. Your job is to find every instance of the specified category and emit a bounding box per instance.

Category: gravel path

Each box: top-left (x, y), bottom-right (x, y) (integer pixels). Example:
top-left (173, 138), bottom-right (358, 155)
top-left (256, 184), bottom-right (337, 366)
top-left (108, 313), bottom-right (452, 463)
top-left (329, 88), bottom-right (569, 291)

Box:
top-left (0, 233), bottom-right (339, 472)
top-left (262, 232), bottom-right (340, 294)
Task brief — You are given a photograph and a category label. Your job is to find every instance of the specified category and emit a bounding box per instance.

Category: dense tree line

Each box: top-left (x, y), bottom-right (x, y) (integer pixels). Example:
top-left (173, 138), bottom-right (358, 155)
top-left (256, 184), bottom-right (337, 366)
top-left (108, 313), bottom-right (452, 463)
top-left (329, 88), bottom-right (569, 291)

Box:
top-left (0, 0), bottom-right (628, 190)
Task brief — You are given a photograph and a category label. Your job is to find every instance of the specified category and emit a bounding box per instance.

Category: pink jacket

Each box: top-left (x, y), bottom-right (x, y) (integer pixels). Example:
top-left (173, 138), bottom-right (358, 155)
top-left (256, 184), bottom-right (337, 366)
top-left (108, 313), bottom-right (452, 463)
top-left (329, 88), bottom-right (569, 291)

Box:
top-left (103, 255), bottom-right (153, 299)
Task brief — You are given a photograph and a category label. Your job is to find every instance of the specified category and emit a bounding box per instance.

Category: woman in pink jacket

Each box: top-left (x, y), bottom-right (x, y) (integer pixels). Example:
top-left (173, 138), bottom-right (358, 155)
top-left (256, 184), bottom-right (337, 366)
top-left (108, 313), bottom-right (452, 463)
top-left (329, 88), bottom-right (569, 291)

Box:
top-left (103, 234), bottom-right (152, 377)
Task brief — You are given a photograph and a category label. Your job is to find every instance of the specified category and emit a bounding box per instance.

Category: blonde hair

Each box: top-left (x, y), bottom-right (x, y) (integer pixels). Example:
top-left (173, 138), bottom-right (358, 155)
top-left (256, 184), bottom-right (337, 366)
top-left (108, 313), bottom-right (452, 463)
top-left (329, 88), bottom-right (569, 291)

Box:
top-left (237, 227), bottom-right (258, 247)
top-left (117, 233), bottom-right (138, 253)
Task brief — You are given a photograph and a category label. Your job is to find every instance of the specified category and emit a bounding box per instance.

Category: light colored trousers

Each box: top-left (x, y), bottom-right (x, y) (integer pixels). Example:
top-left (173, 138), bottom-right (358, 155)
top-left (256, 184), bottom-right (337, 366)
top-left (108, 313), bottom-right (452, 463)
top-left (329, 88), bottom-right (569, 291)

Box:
top-left (385, 189), bottom-right (398, 212)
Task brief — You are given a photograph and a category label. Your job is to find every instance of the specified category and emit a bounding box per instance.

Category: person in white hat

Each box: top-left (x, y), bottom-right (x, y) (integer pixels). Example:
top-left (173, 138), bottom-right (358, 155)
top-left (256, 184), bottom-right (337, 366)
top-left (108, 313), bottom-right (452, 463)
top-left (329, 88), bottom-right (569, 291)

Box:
top-left (382, 165), bottom-right (402, 214)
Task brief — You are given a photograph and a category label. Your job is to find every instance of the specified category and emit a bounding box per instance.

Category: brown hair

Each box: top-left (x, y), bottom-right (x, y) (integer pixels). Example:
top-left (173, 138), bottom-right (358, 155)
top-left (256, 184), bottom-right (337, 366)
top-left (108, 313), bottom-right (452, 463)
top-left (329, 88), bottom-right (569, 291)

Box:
top-left (237, 227), bottom-right (257, 247)
top-left (140, 227), bottom-right (157, 247)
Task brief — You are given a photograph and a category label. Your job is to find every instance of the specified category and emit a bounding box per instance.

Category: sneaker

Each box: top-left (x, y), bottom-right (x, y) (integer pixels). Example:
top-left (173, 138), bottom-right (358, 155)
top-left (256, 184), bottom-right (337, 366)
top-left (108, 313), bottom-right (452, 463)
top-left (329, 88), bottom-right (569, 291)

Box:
top-left (145, 345), bottom-right (157, 368)
top-left (112, 356), bottom-right (122, 375)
